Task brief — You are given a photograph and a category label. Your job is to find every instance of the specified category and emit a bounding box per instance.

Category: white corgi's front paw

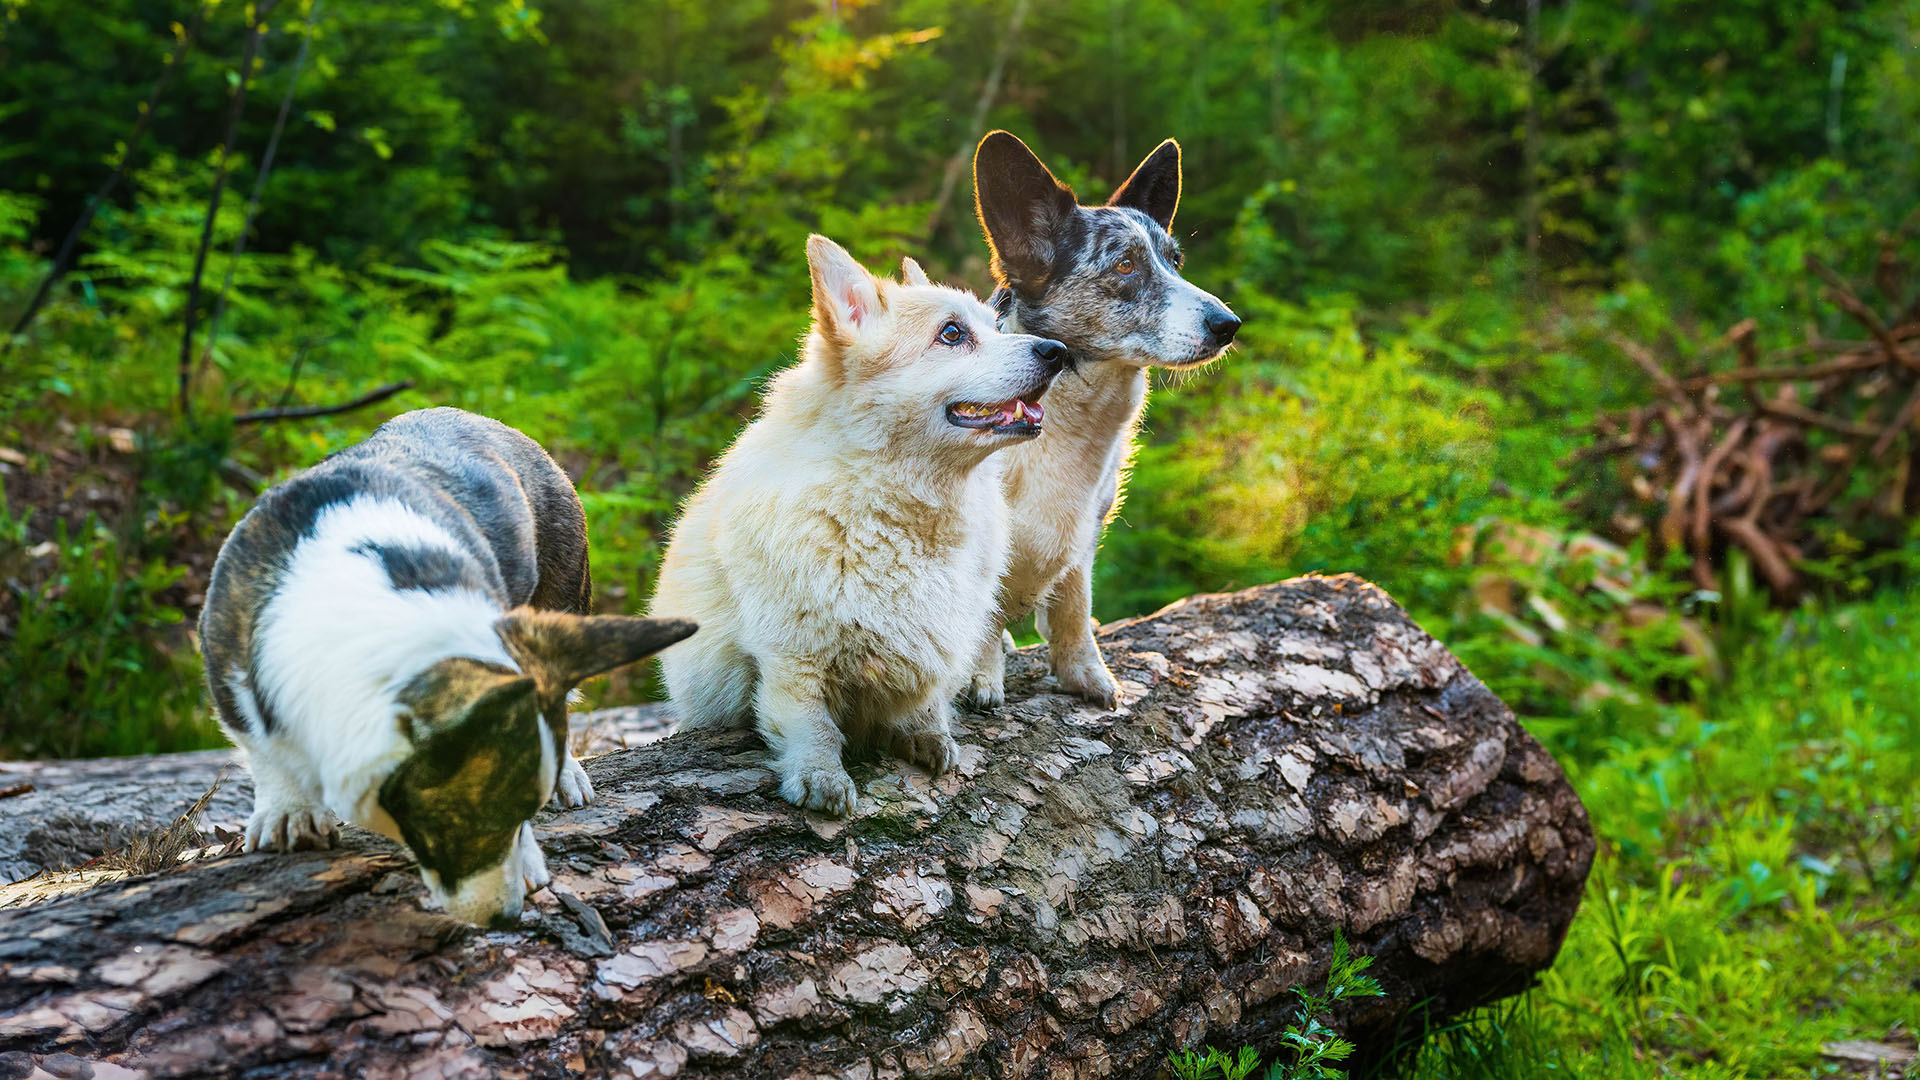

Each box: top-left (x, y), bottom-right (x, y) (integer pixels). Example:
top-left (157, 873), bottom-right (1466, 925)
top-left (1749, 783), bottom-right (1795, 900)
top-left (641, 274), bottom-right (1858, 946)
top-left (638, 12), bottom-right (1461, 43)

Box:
top-left (780, 766), bottom-right (858, 818)
top-left (1053, 647), bottom-right (1119, 709)
top-left (965, 671), bottom-right (1005, 711)
top-left (1000, 629), bottom-right (1017, 653)
top-left (518, 822), bottom-right (551, 894)
top-left (244, 803), bottom-right (338, 853)
top-left (552, 755), bottom-right (595, 808)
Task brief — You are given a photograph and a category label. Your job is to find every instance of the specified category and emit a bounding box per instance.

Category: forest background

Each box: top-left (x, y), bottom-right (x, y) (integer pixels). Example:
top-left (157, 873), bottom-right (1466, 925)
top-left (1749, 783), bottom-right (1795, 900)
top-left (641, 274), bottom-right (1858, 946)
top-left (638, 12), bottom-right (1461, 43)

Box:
top-left (2, 1), bottom-right (1917, 1075)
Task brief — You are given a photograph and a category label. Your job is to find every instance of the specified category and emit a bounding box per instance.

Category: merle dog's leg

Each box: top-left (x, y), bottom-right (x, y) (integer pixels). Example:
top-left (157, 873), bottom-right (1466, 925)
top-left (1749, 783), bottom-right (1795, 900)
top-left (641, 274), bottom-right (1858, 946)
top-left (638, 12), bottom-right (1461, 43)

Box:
top-left (1037, 559), bottom-right (1119, 708)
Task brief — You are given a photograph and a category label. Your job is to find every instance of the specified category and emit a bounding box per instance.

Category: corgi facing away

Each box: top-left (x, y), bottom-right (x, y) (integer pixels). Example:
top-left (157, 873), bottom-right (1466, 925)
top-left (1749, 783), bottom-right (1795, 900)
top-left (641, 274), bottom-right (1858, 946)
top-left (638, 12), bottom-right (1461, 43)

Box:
top-left (199, 407), bottom-right (694, 925)
top-left (650, 235), bottom-right (1067, 816)
top-left (965, 131), bottom-right (1241, 709)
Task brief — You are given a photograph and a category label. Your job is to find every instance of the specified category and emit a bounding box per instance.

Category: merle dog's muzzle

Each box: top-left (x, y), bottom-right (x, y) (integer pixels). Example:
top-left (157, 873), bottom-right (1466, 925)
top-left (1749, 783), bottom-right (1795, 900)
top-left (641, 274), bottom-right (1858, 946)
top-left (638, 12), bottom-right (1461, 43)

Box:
top-left (1203, 306), bottom-right (1241, 351)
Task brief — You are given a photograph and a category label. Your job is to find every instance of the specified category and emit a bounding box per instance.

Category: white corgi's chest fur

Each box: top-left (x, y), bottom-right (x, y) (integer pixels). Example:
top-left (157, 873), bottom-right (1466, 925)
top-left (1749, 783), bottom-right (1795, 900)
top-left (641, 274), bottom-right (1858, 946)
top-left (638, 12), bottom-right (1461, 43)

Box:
top-left (232, 497), bottom-right (518, 821)
top-left (699, 423), bottom-right (1009, 705)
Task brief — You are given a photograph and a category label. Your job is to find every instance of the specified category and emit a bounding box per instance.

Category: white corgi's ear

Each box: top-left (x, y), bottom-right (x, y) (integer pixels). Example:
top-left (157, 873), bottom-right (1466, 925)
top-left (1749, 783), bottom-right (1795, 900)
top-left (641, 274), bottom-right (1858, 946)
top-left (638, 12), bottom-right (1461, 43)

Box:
top-left (900, 256), bottom-right (931, 287)
top-left (496, 609), bottom-right (698, 696)
top-left (807, 235), bottom-right (883, 341)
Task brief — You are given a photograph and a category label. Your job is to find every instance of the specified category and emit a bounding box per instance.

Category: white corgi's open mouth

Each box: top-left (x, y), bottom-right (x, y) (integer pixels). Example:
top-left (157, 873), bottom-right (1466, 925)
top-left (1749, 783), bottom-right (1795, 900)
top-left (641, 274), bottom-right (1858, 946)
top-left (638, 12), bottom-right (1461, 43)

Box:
top-left (946, 396), bottom-right (1045, 436)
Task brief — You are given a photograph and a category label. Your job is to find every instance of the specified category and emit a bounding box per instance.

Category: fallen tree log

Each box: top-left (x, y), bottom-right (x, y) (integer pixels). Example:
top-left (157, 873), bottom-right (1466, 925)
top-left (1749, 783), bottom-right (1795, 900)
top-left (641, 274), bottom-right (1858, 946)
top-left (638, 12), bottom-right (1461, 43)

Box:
top-left (0, 575), bottom-right (1594, 1079)
top-left (0, 711), bottom-right (675, 886)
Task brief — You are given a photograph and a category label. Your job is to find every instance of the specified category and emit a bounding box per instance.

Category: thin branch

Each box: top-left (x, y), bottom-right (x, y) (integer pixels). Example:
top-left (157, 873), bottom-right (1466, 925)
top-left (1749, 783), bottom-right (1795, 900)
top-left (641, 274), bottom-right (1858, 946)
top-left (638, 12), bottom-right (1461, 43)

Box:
top-left (1676, 352), bottom-right (1887, 391)
top-left (1609, 333), bottom-right (1684, 399)
top-left (233, 380), bottom-right (414, 425)
top-left (1755, 399), bottom-right (1882, 440)
top-left (4, 2), bottom-right (213, 351)
top-left (1805, 254), bottom-right (1920, 375)
top-left (922, 0), bottom-right (1031, 240)
top-left (1869, 381), bottom-right (1920, 461)
top-left (179, 0), bottom-right (283, 418)
top-left (198, 0), bottom-right (322, 381)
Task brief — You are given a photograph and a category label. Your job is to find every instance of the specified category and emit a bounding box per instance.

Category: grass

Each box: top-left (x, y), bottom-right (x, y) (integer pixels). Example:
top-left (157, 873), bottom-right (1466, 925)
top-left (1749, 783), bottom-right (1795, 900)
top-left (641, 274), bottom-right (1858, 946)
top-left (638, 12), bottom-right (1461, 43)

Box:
top-left (1190, 585), bottom-right (1920, 1079)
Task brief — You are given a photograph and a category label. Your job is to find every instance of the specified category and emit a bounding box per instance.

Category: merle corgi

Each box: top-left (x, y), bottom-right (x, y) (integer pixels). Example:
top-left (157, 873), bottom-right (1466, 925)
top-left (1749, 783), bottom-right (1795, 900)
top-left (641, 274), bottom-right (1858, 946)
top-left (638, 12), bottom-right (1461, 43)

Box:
top-left (966, 131), bottom-right (1240, 709)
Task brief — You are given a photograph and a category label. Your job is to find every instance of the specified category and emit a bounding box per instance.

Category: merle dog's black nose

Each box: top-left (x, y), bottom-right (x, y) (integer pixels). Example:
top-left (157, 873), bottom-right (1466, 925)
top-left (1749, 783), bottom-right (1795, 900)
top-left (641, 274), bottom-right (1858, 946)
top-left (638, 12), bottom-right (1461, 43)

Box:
top-left (1033, 338), bottom-right (1070, 373)
top-left (1205, 309), bottom-right (1242, 346)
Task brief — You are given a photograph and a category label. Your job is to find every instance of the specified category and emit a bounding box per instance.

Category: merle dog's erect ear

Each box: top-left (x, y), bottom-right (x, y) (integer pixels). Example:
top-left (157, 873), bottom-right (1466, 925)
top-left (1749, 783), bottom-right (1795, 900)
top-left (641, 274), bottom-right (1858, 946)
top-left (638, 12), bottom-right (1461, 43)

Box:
top-left (973, 130), bottom-right (1078, 286)
top-left (496, 610), bottom-right (698, 694)
top-left (1109, 138), bottom-right (1181, 230)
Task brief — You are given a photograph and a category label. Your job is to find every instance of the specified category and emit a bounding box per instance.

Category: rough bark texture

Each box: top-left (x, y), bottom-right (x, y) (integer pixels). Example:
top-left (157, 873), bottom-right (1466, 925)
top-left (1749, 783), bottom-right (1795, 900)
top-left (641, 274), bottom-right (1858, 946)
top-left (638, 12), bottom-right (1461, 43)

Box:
top-left (0, 712), bottom-right (675, 886)
top-left (0, 575), bottom-right (1594, 1079)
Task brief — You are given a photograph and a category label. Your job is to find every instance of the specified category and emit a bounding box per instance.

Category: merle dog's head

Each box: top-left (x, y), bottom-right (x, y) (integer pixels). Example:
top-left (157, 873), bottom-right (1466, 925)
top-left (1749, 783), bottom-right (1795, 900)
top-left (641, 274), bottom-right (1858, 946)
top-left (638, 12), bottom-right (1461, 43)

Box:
top-left (973, 131), bottom-right (1239, 370)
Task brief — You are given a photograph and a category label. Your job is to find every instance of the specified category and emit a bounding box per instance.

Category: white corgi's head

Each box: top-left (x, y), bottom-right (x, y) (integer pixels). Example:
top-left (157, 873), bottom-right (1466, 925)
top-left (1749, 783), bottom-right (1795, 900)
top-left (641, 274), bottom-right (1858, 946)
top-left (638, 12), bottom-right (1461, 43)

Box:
top-left (799, 234), bottom-right (1069, 462)
top-left (374, 611), bottom-right (696, 927)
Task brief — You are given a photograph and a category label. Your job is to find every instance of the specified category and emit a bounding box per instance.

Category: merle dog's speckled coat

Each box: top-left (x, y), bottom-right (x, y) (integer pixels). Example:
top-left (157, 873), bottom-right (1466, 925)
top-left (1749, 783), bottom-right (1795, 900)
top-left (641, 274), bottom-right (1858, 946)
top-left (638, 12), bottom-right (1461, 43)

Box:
top-left (199, 407), bottom-right (692, 924)
top-left (965, 131), bottom-right (1240, 709)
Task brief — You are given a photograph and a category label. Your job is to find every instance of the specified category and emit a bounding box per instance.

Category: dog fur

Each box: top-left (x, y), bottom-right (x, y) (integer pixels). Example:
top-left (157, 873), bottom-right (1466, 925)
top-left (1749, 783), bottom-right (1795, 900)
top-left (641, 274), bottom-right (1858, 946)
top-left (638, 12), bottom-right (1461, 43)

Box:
top-left (649, 235), bottom-right (1066, 816)
top-left (966, 131), bottom-right (1240, 709)
top-left (199, 407), bottom-right (694, 925)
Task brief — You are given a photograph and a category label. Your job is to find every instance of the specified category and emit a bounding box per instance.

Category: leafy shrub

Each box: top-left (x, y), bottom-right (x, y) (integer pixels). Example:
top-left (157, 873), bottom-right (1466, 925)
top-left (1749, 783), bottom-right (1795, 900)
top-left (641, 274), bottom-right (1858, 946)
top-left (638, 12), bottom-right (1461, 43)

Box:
top-left (0, 490), bottom-right (215, 757)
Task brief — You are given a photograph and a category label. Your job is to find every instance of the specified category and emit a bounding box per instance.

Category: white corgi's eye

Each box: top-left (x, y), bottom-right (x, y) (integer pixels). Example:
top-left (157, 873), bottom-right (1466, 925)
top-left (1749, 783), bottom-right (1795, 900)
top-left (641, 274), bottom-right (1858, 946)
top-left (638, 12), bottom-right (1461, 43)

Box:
top-left (1114, 256), bottom-right (1136, 276)
top-left (938, 321), bottom-right (967, 346)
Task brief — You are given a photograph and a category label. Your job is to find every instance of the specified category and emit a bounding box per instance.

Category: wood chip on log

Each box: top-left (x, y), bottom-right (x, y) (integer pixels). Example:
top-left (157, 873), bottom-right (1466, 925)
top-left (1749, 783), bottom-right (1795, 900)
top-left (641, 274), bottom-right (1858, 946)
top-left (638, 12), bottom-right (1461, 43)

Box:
top-left (0, 575), bottom-right (1594, 1079)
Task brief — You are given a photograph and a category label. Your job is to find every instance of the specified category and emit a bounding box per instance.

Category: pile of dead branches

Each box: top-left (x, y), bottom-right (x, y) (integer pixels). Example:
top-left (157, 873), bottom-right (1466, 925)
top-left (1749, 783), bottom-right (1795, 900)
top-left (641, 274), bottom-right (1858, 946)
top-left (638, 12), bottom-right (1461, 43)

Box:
top-left (1570, 222), bottom-right (1920, 598)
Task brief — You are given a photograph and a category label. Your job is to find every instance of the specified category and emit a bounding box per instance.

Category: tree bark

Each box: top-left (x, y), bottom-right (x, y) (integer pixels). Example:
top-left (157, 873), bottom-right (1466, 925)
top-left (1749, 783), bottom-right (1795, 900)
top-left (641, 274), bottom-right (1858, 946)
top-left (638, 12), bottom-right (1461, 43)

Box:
top-left (0, 575), bottom-right (1594, 1079)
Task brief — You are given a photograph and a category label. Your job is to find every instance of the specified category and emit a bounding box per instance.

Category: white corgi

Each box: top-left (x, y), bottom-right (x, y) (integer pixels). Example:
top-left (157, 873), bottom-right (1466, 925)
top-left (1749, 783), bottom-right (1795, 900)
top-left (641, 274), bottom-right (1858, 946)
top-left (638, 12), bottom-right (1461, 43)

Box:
top-left (649, 236), bottom-right (1066, 816)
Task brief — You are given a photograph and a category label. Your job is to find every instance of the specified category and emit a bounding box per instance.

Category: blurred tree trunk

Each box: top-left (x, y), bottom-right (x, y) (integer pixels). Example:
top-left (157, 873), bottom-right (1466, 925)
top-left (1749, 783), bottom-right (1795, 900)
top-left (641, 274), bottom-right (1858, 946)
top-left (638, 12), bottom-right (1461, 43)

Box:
top-left (1524, 0), bottom-right (1542, 295)
top-left (923, 0), bottom-right (1033, 240)
top-left (0, 576), bottom-right (1593, 1078)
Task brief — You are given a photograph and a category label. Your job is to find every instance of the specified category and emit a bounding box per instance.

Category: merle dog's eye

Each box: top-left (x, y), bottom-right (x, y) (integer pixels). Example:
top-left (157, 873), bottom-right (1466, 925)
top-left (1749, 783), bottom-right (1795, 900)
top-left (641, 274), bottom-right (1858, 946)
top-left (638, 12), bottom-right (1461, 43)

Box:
top-left (1170, 250), bottom-right (1185, 269)
top-left (1115, 256), bottom-right (1136, 276)
top-left (938, 321), bottom-right (967, 346)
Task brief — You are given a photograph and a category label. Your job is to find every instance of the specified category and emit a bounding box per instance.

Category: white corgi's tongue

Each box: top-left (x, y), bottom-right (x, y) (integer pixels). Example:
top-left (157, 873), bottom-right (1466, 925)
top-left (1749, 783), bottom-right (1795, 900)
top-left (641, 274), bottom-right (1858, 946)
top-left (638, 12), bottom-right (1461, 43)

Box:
top-left (951, 397), bottom-right (1044, 428)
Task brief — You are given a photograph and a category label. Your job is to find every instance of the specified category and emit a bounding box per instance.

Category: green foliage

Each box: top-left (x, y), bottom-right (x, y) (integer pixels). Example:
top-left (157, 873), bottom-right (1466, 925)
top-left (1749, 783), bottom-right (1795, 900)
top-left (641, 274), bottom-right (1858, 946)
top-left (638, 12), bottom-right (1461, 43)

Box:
top-left (0, 485), bottom-right (216, 757)
top-left (1169, 931), bottom-right (1384, 1080)
top-left (5, 2), bottom-right (1920, 1072)
top-left (1396, 585), bottom-right (1920, 1079)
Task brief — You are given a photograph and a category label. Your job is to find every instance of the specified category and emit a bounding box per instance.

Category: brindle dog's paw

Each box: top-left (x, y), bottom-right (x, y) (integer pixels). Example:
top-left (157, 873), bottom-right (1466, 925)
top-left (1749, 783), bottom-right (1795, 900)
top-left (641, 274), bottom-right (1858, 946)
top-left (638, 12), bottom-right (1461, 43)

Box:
top-left (964, 672), bottom-right (1005, 711)
top-left (1054, 651), bottom-right (1120, 710)
top-left (552, 755), bottom-right (596, 808)
top-left (244, 804), bottom-right (339, 853)
top-left (886, 729), bottom-right (961, 776)
top-left (780, 766), bottom-right (858, 818)
top-left (518, 822), bottom-right (552, 894)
